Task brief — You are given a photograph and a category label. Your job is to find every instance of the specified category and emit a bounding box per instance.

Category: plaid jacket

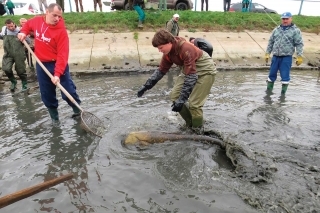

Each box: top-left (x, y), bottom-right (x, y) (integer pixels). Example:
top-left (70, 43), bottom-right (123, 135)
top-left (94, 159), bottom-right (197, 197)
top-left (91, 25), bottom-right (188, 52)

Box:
top-left (266, 23), bottom-right (304, 56)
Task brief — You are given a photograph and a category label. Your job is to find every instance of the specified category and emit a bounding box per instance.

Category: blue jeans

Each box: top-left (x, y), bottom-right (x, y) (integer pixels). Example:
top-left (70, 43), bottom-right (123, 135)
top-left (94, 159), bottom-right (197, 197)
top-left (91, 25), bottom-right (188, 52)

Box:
top-left (133, 5), bottom-right (145, 21)
top-left (268, 55), bottom-right (292, 84)
top-left (36, 62), bottom-right (81, 109)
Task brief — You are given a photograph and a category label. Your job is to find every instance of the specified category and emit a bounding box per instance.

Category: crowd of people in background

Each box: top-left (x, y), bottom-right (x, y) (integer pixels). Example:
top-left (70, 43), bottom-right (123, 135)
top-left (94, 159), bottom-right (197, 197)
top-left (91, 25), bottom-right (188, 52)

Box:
top-left (0, 0), bottom-right (104, 16)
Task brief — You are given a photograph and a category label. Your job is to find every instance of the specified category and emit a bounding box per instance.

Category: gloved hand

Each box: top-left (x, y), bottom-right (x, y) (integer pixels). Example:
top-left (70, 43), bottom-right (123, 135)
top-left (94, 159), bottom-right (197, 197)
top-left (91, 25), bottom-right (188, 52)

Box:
top-left (171, 100), bottom-right (184, 112)
top-left (296, 56), bottom-right (303, 66)
top-left (265, 53), bottom-right (270, 63)
top-left (137, 86), bottom-right (147, 97)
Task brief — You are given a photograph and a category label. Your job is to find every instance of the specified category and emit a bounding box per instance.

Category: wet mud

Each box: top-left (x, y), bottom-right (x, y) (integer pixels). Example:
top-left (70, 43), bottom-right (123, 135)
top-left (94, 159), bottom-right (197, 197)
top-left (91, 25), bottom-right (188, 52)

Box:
top-left (0, 70), bottom-right (319, 212)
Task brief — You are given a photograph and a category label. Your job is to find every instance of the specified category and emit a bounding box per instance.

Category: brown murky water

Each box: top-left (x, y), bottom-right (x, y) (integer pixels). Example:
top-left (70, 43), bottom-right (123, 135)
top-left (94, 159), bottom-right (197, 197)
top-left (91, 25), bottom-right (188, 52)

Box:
top-left (0, 70), bottom-right (319, 213)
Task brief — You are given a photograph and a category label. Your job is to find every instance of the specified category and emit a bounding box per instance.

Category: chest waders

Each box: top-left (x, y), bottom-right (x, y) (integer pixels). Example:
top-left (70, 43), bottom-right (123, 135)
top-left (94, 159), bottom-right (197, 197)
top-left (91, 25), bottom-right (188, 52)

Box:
top-left (2, 30), bottom-right (27, 92)
top-left (170, 42), bottom-right (216, 129)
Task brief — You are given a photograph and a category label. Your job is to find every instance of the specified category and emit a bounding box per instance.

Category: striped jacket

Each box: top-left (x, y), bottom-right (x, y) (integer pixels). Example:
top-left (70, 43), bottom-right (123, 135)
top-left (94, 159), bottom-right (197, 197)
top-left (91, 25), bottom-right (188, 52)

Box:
top-left (266, 23), bottom-right (303, 56)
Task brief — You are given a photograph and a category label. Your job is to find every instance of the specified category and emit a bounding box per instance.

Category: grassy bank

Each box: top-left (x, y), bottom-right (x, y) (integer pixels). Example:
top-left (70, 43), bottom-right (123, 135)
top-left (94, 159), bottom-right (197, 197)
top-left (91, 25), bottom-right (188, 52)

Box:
top-left (1, 10), bottom-right (320, 33)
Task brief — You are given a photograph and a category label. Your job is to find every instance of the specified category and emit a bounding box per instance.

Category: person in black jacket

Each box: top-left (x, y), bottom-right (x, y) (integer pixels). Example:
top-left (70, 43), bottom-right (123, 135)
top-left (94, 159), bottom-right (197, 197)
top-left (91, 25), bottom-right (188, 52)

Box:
top-left (0, 1), bottom-right (6, 16)
top-left (189, 37), bottom-right (213, 57)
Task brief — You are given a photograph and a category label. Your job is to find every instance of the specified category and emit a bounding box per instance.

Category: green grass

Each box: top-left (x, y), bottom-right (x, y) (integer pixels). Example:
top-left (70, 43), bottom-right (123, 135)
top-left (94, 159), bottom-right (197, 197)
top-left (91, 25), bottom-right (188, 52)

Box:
top-left (1, 10), bottom-right (320, 34)
top-left (133, 32), bottom-right (138, 40)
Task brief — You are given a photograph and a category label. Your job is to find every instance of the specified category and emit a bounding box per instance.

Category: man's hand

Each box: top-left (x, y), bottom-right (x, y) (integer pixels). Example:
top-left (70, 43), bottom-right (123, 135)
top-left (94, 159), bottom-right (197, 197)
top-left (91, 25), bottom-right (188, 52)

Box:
top-left (17, 33), bottom-right (27, 42)
top-left (296, 56), bottom-right (303, 66)
top-left (51, 76), bottom-right (60, 85)
top-left (137, 86), bottom-right (147, 97)
top-left (265, 53), bottom-right (270, 63)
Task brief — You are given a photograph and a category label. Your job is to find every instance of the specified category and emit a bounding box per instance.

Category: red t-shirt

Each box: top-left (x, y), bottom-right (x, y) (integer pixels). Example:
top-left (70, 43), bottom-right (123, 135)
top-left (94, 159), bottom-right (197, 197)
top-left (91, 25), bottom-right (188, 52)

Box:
top-left (21, 16), bottom-right (69, 77)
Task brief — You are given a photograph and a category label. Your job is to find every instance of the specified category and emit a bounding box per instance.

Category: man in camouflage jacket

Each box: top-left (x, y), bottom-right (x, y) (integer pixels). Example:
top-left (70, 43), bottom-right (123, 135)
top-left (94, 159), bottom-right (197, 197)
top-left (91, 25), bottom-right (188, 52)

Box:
top-left (265, 12), bottom-right (304, 95)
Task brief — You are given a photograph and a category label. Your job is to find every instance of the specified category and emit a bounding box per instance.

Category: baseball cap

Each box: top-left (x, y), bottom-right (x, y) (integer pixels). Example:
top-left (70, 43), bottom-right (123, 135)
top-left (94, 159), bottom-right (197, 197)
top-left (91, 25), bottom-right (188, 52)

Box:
top-left (173, 14), bottom-right (180, 18)
top-left (281, 12), bottom-right (292, 18)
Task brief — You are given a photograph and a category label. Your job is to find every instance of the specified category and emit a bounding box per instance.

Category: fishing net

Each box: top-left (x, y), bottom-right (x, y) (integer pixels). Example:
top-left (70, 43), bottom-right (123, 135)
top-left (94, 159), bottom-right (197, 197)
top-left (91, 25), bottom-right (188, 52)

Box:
top-left (80, 111), bottom-right (105, 137)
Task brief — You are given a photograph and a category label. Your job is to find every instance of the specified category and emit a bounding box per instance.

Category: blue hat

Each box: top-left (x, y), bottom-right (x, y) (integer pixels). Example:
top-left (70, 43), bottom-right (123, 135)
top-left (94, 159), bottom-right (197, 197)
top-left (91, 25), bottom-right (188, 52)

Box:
top-left (281, 12), bottom-right (292, 18)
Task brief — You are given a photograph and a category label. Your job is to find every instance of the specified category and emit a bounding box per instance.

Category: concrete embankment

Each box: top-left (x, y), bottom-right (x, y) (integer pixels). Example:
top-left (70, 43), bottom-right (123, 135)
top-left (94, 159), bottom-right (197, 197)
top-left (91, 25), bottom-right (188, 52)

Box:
top-left (0, 30), bottom-right (319, 78)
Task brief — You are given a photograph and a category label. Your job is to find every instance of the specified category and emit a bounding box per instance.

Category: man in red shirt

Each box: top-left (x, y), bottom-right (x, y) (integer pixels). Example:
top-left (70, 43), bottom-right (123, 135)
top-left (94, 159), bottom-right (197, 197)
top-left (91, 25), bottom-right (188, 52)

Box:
top-left (17, 3), bottom-right (81, 125)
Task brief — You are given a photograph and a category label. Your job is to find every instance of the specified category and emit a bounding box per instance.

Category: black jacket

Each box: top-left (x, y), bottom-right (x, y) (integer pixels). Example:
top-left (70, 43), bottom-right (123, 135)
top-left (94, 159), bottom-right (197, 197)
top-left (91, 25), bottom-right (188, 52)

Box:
top-left (0, 4), bottom-right (6, 16)
top-left (133, 0), bottom-right (144, 6)
top-left (194, 38), bottom-right (213, 57)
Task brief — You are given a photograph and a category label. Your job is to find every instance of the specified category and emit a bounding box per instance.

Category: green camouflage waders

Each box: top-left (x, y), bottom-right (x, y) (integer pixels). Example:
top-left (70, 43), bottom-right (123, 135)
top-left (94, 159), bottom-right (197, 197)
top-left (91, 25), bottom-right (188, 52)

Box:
top-left (2, 35), bottom-right (27, 92)
top-left (170, 52), bottom-right (217, 128)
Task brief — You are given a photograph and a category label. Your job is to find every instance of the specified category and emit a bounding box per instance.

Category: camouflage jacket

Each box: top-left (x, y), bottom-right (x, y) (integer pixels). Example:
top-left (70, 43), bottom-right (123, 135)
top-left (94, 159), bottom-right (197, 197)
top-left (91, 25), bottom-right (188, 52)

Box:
top-left (266, 23), bottom-right (304, 56)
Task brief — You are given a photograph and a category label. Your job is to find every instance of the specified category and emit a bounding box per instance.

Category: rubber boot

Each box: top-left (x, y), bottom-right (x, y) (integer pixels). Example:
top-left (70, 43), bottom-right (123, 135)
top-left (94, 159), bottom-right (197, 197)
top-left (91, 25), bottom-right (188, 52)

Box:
top-left (138, 20), bottom-right (143, 28)
top-left (9, 77), bottom-right (17, 92)
top-left (178, 104), bottom-right (192, 127)
top-left (266, 81), bottom-right (274, 92)
top-left (281, 84), bottom-right (289, 95)
top-left (47, 108), bottom-right (60, 126)
top-left (71, 106), bottom-right (81, 118)
top-left (192, 117), bottom-right (204, 134)
top-left (21, 80), bottom-right (28, 91)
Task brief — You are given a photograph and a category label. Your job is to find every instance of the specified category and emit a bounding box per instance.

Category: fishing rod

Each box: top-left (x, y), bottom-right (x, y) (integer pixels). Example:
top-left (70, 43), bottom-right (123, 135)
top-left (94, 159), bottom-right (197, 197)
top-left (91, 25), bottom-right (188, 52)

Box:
top-left (263, 9), bottom-right (278, 26)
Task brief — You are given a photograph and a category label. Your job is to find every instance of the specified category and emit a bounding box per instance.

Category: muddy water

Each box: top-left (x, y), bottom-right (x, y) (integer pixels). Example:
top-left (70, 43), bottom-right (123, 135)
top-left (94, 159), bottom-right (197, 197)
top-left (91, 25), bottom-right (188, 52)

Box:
top-left (0, 70), bottom-right (319, 213)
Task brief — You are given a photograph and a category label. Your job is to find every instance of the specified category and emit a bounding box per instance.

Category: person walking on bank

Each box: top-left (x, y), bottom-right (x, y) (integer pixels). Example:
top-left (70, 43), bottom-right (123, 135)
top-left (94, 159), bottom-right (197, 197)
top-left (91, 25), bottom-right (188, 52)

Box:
top-left (0, 19), bottom-right (29, 92)
top-left (137, 29), bottom-right (217, 129)
top-left (38, 0), bottom-right (48, 14)
top-left (5, 0), bottom-right (14, 15)
top-left (93, 0), bottom-right (102, 12)
top-left (265, 12), bottom-right (304, 95)
top-left (17, 3), bottom-right (81, 125)
top-left (56, 0), bottom-right (64, 11)
top-left (189, 37), bottom-right (213, 57)
top-left (166, 14), bottom-right (179, 36)
top-left (201, 0), bottom-right (208, 11)
top-left (223, 0), bottom-right (231, 12)
top-left (131, 0), bottom-right (145, 28)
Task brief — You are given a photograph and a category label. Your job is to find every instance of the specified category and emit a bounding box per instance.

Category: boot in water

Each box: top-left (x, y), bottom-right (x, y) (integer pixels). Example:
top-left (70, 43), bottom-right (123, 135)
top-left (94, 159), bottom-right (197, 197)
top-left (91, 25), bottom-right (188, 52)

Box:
top-left (191, 117), bottom-right (204, 135)
top-left (266, 80), bottom-right (274, 92)
top-left (21, 80), bottom-right (28, 91)
top-left (47, 108), bottom-right (60, 126)
top-left (9, 77), bottom-right (17, 92)
top-left (281, 84), bottom-right (289, 95)
top-left (71, 106), bottom-right (81, 118)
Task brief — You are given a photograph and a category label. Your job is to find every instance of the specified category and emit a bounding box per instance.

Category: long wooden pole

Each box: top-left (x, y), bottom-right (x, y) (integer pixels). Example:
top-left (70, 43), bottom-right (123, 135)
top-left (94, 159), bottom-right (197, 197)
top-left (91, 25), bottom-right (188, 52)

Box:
top-left (0, 173), bottom-right (73, 209)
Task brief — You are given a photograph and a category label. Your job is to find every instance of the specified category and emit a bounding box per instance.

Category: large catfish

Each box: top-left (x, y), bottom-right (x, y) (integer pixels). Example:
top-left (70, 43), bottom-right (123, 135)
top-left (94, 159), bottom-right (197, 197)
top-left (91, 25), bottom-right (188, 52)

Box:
top-left (123, 131), bottom-right (225, 148)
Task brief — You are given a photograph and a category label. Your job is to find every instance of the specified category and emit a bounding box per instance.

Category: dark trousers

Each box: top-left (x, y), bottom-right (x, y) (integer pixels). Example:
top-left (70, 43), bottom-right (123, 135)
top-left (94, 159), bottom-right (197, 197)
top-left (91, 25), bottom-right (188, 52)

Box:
top-left (36, 61), bottom-right (81, 109)
top-left (201, 0), bottom-right (208, 11)
top-left (8, 8), bottom-right (14, 15)
top-left (223, 0), bottom-right (231, 12)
